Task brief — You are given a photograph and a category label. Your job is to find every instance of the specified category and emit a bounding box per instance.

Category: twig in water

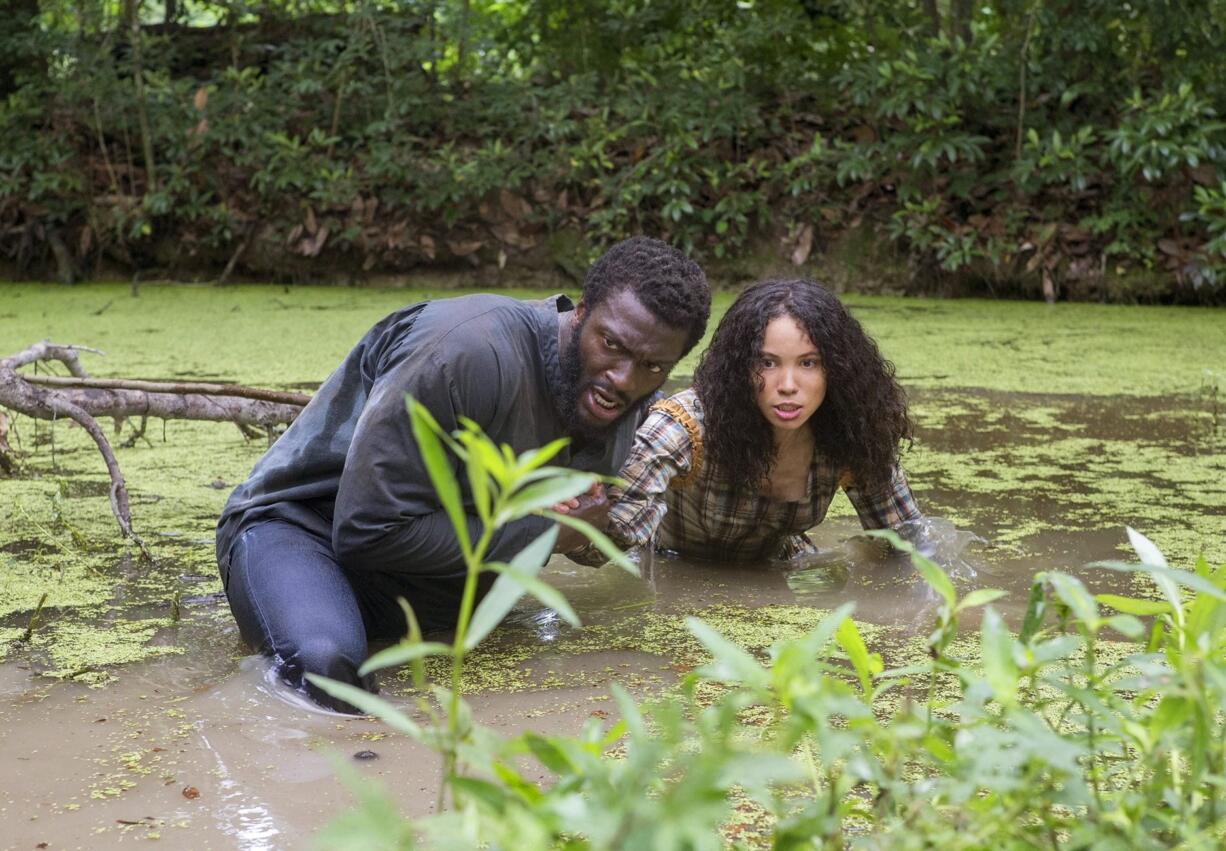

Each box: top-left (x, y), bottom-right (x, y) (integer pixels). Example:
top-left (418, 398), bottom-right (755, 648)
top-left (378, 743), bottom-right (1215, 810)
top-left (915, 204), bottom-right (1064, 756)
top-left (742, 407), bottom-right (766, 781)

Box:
top-left (20, 593), bottom-right (49, 642)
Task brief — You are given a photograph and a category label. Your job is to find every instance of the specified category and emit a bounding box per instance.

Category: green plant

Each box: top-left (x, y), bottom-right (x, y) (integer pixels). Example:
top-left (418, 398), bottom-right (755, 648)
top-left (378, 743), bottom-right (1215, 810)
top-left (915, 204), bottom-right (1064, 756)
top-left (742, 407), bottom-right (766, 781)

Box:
top-left (311, 412), bottom-right (1226, 848)
top-left (309, 395), bottom-right (632, 810)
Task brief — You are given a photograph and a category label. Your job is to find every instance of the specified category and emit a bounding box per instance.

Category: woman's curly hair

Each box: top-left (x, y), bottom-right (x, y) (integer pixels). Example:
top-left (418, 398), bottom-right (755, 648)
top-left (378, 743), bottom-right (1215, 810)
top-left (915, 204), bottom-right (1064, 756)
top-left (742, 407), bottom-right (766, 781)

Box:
top-left (693, 279), bottom-right (912, 492)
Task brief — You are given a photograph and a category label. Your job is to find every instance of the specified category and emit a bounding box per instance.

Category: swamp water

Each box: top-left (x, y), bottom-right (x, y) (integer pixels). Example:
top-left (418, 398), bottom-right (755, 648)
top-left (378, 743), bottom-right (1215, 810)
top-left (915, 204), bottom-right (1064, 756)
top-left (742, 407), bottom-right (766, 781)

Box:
top-left (1, 284), bottom-right (1223, 849)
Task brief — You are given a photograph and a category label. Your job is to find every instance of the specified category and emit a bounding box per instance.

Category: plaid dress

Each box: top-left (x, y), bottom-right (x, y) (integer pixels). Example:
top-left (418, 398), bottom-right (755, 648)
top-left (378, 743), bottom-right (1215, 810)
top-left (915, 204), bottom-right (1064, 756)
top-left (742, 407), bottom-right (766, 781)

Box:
top-left (571, 388), bottom-right (922, 565)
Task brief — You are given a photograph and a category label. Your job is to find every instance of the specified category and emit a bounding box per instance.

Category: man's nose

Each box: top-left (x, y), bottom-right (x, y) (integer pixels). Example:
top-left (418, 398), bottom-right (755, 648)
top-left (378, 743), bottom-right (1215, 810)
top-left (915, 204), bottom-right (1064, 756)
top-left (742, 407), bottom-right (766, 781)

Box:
top-left (605, 358), bottom-right (636, 396)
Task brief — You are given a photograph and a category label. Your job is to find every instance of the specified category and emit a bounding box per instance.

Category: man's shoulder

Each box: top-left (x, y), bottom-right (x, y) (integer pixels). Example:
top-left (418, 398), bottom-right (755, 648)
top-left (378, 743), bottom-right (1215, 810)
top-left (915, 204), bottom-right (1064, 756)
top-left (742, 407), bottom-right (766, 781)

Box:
top-left (424, 292), bottom-right (565, 330)
top-left (372, 293), bottom-right (562, 370)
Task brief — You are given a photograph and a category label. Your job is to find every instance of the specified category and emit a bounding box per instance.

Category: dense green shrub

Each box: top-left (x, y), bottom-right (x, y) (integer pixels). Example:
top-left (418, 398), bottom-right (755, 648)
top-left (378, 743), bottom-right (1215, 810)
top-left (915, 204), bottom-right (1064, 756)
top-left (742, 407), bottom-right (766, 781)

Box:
top-left (2, 1), bottom-right (1226, 300)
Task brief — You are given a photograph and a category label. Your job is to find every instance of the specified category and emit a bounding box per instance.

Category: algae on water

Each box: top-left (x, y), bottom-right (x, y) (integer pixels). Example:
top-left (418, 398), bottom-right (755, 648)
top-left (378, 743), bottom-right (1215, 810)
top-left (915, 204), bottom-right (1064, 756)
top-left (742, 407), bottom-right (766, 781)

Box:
top-left (0, 283), bottom-right (1223, 686)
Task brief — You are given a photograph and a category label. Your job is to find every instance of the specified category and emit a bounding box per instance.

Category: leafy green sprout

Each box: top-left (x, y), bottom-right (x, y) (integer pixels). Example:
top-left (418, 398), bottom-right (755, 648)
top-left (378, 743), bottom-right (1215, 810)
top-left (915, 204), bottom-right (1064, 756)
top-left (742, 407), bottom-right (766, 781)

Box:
top-left (309, 395), bottom-right (634, 808)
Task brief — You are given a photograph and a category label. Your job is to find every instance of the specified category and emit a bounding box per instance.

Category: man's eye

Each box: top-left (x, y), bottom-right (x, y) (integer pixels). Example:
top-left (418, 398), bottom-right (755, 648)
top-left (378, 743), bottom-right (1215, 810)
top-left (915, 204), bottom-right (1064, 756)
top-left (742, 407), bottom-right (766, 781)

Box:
top-left (603, 336), bottom-right (617, 350)
top-left (646, 363), bottom-right (663, 374)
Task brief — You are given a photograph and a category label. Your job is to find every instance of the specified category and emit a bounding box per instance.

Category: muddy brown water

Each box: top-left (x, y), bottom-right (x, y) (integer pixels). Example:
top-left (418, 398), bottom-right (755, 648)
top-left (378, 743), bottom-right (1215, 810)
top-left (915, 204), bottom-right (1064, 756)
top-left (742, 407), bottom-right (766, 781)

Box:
top-left (2, 380), bottom-right (1222, 849)
top-left (0, 523), bottom-right (1141, 850)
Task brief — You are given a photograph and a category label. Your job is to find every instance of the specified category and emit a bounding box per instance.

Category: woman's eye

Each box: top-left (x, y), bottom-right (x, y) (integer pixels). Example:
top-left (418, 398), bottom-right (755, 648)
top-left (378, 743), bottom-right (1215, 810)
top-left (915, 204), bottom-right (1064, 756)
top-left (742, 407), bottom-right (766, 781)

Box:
top-left (760, 358), bottom-right (775, 368)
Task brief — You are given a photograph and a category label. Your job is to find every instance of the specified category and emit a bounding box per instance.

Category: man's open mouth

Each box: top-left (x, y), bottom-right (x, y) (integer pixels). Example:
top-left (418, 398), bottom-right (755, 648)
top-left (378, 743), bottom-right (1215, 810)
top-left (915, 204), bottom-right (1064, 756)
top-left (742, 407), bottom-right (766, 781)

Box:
top-left (585, 385), bottom-right (624, 419)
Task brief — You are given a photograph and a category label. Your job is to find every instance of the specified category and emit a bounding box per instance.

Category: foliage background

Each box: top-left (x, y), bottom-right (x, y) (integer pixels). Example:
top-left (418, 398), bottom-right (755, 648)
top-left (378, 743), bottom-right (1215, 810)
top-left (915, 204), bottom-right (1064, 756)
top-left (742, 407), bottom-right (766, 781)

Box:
top-left (3, 0), bottom-right (1226, 301)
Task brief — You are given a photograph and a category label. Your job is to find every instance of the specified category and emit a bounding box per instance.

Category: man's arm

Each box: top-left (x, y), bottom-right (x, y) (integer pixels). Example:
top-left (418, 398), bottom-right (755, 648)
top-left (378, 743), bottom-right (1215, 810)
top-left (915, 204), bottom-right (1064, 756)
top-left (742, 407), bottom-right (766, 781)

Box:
top-left (565, 407), bottom-right (694, 566)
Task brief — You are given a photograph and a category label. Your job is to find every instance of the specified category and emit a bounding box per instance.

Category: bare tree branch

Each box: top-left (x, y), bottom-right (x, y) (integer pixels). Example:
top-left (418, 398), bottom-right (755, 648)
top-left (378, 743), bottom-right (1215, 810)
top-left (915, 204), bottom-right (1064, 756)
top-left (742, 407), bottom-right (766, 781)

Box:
top-left (0, 341), bottom-right (308, 551)
top-left (1, 341), bottom-right (101, 374)
top-left (21, 374), bottom-right (311, 407)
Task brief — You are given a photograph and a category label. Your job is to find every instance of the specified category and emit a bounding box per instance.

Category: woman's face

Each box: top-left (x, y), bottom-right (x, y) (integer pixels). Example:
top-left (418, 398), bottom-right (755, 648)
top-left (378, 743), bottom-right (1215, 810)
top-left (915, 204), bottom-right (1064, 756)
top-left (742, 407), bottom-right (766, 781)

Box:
top-left (754, 314), bottom-right (827, 436)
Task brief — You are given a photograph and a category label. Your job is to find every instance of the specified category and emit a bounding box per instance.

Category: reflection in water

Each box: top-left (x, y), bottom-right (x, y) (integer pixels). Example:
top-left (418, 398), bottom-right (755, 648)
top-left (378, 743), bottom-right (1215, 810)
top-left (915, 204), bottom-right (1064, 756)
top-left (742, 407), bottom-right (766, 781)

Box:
top-left (600, 515), bottom-right (995, 630)
top-left (198, 728), bottom-right (281, 851)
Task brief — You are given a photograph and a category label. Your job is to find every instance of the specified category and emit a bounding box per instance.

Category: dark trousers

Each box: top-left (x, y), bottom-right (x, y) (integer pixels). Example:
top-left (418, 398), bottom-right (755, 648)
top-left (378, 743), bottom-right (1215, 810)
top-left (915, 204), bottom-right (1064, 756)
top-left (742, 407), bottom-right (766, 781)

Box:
top-left (220, 519), bottom-right (481, 712)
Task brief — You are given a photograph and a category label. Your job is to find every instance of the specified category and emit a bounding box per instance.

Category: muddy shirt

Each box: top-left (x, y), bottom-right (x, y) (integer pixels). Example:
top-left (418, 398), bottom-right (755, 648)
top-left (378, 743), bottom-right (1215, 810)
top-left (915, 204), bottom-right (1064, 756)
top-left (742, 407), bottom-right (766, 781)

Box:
top-left (216, 294), bottom-right (645, 578)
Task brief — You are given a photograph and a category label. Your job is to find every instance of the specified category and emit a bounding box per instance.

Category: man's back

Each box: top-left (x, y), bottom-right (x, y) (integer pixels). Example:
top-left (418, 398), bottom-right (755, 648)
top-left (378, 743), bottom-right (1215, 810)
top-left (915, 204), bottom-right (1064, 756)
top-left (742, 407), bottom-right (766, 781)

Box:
top-left (216, 292), bottom-right (641, 577)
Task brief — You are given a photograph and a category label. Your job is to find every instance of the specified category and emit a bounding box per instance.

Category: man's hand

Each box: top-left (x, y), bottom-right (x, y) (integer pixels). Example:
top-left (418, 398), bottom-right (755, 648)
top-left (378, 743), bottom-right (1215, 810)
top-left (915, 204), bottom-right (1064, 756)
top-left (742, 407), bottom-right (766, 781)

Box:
top-left (551, 482), bottom-right (611, 552)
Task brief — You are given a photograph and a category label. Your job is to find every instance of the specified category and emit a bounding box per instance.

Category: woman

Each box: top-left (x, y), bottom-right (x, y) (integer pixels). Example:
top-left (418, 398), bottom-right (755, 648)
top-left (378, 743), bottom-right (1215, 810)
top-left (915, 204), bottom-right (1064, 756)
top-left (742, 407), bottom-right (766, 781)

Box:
top-left (579, 278), bottom-right (923, 564)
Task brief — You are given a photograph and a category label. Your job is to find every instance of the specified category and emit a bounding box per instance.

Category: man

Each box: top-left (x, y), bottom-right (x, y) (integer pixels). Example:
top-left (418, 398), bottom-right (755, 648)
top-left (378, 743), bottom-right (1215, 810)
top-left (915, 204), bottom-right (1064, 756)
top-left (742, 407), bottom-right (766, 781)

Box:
top-left (215, 237), bottom-right (710, 710)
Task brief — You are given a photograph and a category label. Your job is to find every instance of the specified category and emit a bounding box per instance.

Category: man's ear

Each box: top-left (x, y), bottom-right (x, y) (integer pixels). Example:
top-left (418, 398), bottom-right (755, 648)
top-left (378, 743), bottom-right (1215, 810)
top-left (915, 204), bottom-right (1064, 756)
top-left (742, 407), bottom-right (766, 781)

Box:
top-left (573, 298), bottom-right (587, 322)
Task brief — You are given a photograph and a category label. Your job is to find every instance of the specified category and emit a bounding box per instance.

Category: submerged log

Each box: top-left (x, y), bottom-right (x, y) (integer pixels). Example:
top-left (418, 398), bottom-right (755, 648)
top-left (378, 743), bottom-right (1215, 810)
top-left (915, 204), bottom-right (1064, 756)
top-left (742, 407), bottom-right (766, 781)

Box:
top-left (0, 341), bottom-right (308, 552)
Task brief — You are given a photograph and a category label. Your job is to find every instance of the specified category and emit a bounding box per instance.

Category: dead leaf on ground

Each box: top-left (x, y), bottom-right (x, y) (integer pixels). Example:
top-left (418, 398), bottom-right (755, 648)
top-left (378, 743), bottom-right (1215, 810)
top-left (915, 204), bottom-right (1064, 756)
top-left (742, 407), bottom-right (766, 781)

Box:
top-left (851, 125), bottom-right (877, 144)
top-left (182, 786), bottom-right (200, 800)
top-left (1191, 164), bottom-right (1217, 186)
top-left (499, 189), bottom-right (532, 220)
top-left (193, 87), bottom-right (208, 112)
top-left (447, 239), bottom-right (484, 257)
top-left (298, 226), bottom-right (329, 258)
top-left (790, 224), bottom-right (814, 266)
top-left (491, 221), bottom-right (536, 250)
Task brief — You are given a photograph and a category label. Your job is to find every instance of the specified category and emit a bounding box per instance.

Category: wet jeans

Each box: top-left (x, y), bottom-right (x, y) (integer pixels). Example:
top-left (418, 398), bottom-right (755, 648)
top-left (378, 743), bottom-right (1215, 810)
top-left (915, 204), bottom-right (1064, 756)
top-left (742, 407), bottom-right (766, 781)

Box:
top-left (220, 519), bottom-right (485, 712)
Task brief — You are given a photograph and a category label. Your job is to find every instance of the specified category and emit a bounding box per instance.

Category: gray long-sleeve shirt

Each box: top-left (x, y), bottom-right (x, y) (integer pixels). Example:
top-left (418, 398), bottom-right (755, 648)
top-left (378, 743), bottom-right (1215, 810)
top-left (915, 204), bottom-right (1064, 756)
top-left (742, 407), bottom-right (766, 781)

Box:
top-left (215, 294), bottom-right (646, 578)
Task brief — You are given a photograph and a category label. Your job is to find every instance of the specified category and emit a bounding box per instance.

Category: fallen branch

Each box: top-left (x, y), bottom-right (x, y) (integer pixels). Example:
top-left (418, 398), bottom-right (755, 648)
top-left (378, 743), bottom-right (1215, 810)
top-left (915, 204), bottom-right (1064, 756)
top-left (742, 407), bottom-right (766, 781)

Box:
top-left (0, 340), bottom-right (308, 550)
top-left (20, 374), bottom-right (311, 407)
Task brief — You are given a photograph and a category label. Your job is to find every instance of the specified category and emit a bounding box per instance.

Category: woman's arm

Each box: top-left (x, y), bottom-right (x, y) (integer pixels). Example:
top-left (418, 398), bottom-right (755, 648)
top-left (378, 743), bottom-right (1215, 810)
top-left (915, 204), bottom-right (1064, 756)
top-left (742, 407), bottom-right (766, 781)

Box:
top-left (565, 407), bottom-right (696, 566)
top-left (842, 465), bottom-right (924, 531)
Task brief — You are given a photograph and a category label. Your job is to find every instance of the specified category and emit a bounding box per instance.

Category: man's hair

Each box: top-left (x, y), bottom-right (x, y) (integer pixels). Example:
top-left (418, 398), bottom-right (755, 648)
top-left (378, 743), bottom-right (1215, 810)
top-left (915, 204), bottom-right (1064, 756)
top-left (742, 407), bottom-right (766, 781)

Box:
top-left (582, 236), bottom-right (711, 354)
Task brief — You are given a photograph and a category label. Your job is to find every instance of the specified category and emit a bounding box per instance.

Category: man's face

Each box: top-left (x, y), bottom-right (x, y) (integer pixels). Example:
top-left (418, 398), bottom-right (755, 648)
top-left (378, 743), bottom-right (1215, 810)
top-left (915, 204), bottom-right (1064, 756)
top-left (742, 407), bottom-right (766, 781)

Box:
top-left (560, 287), bottom-right (689, 436)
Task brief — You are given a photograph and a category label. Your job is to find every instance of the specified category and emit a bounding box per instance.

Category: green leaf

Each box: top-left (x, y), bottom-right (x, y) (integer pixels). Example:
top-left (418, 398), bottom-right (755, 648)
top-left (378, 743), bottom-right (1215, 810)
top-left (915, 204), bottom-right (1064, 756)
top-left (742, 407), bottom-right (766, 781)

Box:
top-left (980, 607), bottom-right (1018, 704)
top-left (957, 588), bottom-right (1007, 612)
top-left (305, 675), bottom-right (424, 740)
top-left (867, 529), bottom-right (955, 608)
top-left (523, 732), bottom-right (577, 775)
top-left (836, 617), bottom-right (881, 697)
top-left (516, 437), bottom-right (571, 474)
top-left (450, 777), bottom-right (508, 812)
top-left (465, 447), bottom-right (492, 523)
top-left (1104, 614), bottom-right (1145, 639)
top-left (1048, 572), bottom-right (1100, 627)
top-left (499, 473), bottom-right (596, 522)
top-left (914, 555), bottom-right (956, 609)
top-left (406, 396), bottom-right (470, 555)
top-left (457, 424), bottom-right (512, 490)
top-left (545, 510), bottom-right (637, 576)
top-left (464, 526), bottom-right (558, 650)
top-left (1019, 578), bottom-right (1048, 643)
top-left (610, 682), bottom-right (646, 739)
top-left (359, 641), bottom-right (452, 677)
top-left (687, 617), bottom-right (769, 688)
top-left (1094, 594), bottom-right (1171, 616)
top-left (1127, 526), bottom-right (1169, 568)
top-left (395, 597), bottom-right (429, 689)
top-left (1150, 695), bottom-right (1191, 734)
top-left (1092, 560), bottom-right (1226, 602)
top-left (797, 602), bottom-right (857, 658)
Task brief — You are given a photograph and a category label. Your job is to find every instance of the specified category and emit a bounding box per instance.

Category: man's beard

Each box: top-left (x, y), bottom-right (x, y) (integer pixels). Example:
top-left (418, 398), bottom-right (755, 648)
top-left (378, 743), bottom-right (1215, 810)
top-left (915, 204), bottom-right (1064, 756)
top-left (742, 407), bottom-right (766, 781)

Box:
top-left (559, 318), bottom-right (629, 440)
